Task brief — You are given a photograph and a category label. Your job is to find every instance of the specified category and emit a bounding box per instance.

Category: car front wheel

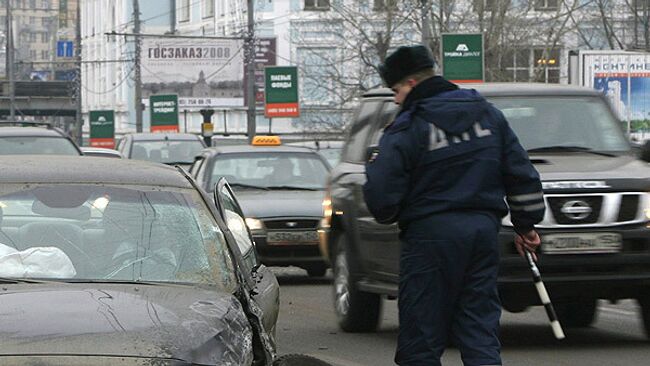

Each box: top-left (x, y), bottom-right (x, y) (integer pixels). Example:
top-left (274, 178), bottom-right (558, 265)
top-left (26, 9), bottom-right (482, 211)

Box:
top-left (333, 234), bottom-right (381, 332)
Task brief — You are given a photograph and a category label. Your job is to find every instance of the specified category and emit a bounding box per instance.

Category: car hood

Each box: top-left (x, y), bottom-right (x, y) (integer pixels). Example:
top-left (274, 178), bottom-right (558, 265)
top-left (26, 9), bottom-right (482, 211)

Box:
top-left (533, 153), bottom-right (650, 191)
top-left (233, 190), bottom-right (326, 219)
top-left (0, 283), bottom-right (253, 365)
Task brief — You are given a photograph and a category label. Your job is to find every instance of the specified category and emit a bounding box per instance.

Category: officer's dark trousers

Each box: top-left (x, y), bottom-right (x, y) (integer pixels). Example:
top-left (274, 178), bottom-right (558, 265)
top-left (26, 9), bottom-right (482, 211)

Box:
top-left (395, 212), bottom-right (502, 366)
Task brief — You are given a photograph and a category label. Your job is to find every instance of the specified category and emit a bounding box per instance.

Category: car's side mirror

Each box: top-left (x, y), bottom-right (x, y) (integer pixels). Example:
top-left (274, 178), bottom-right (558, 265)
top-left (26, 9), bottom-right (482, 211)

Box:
top-left (641, 141), bottom-right (650, 163)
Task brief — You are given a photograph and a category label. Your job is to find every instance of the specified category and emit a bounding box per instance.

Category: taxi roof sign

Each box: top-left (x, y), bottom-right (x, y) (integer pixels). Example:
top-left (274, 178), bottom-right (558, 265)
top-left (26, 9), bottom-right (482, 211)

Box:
top-left (252, 135), bottom-right (282, 146)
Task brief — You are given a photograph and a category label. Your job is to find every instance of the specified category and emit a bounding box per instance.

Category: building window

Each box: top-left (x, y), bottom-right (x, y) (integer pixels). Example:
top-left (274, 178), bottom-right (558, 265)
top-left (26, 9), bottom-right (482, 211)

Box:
top-left (179, 0), bottom-right (190, 22)
top-left (41, 0), bottom-right (49, 8)
top-left (30, 50), bottom-right (37, 59)
top-left (41, 32), bottom-right (48, 43)
top-left (533, 48), bottom-right (560, 83)
top-left (29, 32), bottom-right (37, 42)
top-left (634, 0), bottom-right (649, 11)
top-left (41, 17), bottom-right (48, 26)
top-left (373, 0), bottom-right (397, 11)
top-left (29, 0), bottom-right (35, 8)
top-left (203, 0), bottom-right (214, 18)
top-left (41, 50), bottom-right (49, 59)
top-left (304, 0), bottom-right (330, 11)
top-left (534, 0), bottom-right (559, 11)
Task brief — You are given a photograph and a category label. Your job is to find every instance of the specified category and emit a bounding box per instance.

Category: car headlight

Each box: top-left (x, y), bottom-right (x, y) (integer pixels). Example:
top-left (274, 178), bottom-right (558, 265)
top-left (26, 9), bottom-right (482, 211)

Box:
top-left (245, 218), bottom-right (265, 231)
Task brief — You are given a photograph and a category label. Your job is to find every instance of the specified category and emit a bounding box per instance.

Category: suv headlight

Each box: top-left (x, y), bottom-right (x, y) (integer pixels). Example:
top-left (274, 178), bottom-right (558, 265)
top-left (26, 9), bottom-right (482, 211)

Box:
top-left (245, 218), bottom-right (265, 231)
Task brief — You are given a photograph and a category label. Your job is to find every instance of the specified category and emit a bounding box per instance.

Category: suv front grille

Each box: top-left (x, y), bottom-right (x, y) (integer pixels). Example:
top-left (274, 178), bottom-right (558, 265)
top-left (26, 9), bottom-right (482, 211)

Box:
top-left (264, 219), bottom-right (319, 230)
top-left (617, 195), bottom-right (640, 222)
top-left (538, 192), bottom-right (648, 228)
top-left (547, 196), bottom-right (603, 224)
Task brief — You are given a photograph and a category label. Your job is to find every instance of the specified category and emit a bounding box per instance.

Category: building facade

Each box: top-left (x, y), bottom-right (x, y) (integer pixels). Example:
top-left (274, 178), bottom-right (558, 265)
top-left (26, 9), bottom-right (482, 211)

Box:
top-left (79, 0), bottom-right (649, 134)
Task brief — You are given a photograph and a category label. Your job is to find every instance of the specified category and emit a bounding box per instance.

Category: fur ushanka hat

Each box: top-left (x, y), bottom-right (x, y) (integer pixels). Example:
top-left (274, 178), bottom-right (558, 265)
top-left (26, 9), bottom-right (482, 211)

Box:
top-left (379, 45), bottom-right (435, 87)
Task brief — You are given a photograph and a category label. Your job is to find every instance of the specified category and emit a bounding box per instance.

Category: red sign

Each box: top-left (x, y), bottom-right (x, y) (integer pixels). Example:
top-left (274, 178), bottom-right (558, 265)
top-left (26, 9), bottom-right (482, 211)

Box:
top-left (265, 102), bottom-right (300, 118)
top-left (89, 138), bottom-right (115, 149)
top-left (151, 125), bottom-right (179, 133)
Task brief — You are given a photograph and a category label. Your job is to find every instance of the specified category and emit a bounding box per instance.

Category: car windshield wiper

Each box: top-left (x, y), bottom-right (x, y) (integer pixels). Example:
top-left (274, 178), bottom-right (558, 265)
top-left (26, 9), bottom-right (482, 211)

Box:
top-left (63, 279), bottom-right (182, 286)
top-left (228, 183), bottom-right (270, 190)
top-left (266, 185), bottom-right (321, 191)
top-left (0, 277), bottom-right (56, 284)
top-left (164, 161), bottom-right (193, 165)
top-left (527, 146), bottom-right (617, 157)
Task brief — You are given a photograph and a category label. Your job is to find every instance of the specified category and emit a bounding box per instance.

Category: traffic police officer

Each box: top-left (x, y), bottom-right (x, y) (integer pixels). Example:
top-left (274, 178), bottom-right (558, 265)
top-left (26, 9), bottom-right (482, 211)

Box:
top-left (363, 45), bottom-right (545, 366)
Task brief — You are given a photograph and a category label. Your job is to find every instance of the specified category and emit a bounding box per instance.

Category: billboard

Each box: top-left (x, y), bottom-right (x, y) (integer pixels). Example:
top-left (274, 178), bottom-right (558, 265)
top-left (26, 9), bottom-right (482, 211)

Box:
top-left (579, 51), bottom-right (650, 133)
top-left (142, 38), bottom-right (244, 107)
top-left (441, 33), bottom-right (484, 83)
top-left (150, 94), bottom-right (179, 133)
top-left (264, 66), bottom-right (300, 118)
top-left (244, 37), bottom-right (277, 106)
top-left (89, 110), bottom-right (115, 148)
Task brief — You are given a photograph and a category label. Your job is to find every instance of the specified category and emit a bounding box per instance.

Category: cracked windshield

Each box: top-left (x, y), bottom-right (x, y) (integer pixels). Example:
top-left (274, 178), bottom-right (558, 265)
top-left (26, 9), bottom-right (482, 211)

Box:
top-left (0, 184), bottom-right (235, 287)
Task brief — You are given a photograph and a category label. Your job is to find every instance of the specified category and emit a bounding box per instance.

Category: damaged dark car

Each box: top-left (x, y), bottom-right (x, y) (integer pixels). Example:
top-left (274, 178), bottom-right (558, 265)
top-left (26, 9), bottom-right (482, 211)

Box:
top-left (0, 156), bottom-right (280, 365)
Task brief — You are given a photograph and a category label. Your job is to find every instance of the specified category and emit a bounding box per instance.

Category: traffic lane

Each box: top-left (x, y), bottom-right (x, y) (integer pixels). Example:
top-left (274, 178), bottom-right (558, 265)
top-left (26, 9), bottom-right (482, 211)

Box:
top-left (273, 268), bottom-right (650, 366)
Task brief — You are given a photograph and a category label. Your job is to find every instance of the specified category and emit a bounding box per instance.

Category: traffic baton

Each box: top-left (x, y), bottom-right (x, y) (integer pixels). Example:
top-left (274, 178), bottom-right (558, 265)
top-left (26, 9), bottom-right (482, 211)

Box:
top-left (525, 250), bottom-right (565, 340)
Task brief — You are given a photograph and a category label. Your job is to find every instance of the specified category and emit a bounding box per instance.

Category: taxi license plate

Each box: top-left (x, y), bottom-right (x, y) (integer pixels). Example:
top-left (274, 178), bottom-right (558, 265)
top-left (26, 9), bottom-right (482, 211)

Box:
top-left (541, 232), bottom-right (622, 254)
top-left (267, 231), bottom-right (319, 245)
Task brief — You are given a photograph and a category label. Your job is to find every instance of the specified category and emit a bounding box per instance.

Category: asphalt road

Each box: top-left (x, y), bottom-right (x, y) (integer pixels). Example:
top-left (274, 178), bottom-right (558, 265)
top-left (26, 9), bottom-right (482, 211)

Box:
top-left (272, 267), bottom-right (650, 366)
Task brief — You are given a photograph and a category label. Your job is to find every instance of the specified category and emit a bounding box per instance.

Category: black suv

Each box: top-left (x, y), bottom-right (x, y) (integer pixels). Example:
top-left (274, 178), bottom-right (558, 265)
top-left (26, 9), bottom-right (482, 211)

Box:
top-left (0, 122), bottom-right (81, 155)
top-left (321, 83), bottom-right (650, 335)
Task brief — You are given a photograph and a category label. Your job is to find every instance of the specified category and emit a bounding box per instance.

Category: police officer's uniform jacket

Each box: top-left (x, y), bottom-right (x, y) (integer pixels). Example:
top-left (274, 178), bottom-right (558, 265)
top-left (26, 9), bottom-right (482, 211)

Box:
top-left (363, 76), bottom-right (545, 233)
top-left (363, 76), bottom-right (545, 366)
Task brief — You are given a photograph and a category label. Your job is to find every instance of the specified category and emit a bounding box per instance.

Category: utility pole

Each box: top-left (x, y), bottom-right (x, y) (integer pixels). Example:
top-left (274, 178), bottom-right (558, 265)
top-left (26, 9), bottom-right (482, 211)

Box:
top-left (133, 0), bottom-right (143, 132)
top-left (75, 0), bottom-right (82, 144)
top-left (6, 0), bottom-right (15, 119)
top-left (421, 0), bottom-right (433, 53)
top-left (246, 0), bottom-right (255, 143)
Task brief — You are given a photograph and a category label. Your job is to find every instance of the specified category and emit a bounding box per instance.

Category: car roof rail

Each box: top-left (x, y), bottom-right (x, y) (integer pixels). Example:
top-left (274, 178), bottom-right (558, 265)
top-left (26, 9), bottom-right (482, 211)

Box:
top-left (0, 120), bottom-right (53, 128)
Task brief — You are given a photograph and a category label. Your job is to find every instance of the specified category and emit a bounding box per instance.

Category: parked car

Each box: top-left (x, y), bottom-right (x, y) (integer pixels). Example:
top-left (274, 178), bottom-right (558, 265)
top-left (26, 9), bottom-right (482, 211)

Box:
top-left (117, 132), bottom-right (206, 169)
top-left (80, 146), bottom-right (124, 158)
top-left (0, 156), bottom-right (279, 364)
top-left (286, 140), bottom-right (344, 167)
top-left (191, 137), bottom-right (332, 276)
top-left (0, 122), bottom-right (82, 155)
top-left (322, 83), bottom-right (650, 335)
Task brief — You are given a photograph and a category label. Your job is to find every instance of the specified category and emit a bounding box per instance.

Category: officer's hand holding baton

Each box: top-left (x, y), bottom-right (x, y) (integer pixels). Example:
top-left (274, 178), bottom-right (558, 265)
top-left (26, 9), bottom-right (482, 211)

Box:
top-left (515, 230), bottom-right (566, 340)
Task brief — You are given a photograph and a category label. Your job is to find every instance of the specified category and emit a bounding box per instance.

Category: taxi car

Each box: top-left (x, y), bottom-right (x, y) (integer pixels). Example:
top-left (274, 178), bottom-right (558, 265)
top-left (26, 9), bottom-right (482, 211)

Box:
top-left (191, 136), bottom-right (332, 277)
top-left (0, 122), bottom-right (82, 155)
top-left (0, 156), bottom-right (279, 365)
top-left (117, 132), bottom-right (206, 169)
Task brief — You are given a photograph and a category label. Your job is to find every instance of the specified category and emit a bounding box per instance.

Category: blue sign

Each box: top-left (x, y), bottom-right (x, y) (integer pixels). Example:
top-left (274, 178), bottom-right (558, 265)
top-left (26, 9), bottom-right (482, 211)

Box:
top-left (56, 41), bottom-right (74, 58)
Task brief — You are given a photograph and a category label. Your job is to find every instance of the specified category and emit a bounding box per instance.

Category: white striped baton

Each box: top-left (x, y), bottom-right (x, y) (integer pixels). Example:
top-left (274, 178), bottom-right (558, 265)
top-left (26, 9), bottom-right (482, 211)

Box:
top-left (525, 251), bottom-right (565, 340)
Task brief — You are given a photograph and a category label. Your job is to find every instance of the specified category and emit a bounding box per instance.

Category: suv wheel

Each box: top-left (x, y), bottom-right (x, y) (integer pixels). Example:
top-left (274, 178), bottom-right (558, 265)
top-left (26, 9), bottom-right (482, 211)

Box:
top-left (638, 297), bottom-right (650, 339)
top-left (555, 298), bottom-right (597, 328)
top-left (333, 234), bottom-right (381, 332)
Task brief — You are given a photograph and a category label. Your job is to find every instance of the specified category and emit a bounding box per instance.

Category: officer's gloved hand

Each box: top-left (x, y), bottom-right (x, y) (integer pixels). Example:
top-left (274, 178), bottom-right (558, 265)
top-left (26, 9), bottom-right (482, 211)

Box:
top-left (514, 230), bottom-right (541, 261)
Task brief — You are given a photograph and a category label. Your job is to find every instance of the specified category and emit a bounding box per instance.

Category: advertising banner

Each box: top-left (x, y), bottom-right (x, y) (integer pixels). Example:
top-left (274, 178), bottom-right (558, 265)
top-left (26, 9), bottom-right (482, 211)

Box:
top-left (441, 33), bottom-right (484, 83)
top-left (244, 38), bottom-right (277, 106)
top-left (142, 38), bottom-right (244, 108)
top-left (150, 94), bottom-right (179, 133)
top-left (89, 110), bottom-right (115, 148)
top-left (580, 51), bottom-right (650, 133)
top-left (264, 66), bottom-right (300, 118)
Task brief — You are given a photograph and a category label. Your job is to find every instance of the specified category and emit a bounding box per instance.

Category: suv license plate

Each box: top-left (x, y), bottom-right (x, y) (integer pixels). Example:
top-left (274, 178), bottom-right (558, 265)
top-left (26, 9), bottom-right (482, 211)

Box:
top-left (267, 231), bottom-right (319, 245)
top-left (541, 233), bottom-right (622, 254)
